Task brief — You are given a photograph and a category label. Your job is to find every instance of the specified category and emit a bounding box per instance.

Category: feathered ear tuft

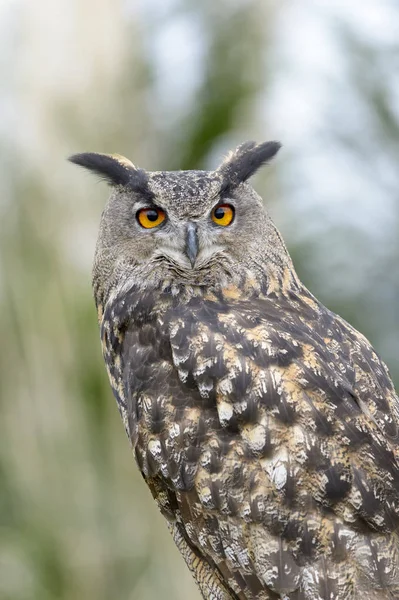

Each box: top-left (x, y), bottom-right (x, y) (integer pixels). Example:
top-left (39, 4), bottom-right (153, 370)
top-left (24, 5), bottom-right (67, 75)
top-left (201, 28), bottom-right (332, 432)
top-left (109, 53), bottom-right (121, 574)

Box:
top-left (217, 140), bottom-right (281, 192)
top-left (68, 152), bottom-right (151, 195)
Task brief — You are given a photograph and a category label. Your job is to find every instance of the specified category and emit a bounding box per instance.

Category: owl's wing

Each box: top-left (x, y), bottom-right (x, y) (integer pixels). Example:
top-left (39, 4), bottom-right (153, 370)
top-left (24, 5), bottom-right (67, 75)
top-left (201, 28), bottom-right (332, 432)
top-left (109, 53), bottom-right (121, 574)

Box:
top-left (111, 286), bottom-right (399, 600)
top-left (164, 288), bottom-right (399, 599)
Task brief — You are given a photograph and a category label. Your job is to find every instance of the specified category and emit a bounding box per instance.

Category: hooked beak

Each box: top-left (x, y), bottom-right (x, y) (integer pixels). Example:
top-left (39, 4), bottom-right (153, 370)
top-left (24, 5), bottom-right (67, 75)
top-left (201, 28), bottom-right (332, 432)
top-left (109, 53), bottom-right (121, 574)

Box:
top-left (185, 222), bottom-right (199, 268)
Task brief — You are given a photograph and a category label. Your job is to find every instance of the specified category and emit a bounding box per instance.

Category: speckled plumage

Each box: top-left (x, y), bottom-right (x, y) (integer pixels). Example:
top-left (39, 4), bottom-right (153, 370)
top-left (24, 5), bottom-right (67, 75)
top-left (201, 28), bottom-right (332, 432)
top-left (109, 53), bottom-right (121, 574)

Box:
top-left (70, 142), bottom-right (399, 599)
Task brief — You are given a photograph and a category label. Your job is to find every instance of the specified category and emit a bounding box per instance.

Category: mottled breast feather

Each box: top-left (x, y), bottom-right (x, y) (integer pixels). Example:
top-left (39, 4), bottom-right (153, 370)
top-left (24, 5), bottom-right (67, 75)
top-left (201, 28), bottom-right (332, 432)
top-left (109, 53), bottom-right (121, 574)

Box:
top-left (100, 282), bottom-right (399, 600)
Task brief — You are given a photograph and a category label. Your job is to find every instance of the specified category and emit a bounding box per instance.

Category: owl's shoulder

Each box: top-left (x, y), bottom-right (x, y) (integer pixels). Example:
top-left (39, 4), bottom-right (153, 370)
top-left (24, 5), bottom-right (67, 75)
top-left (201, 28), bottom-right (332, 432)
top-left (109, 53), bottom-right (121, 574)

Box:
top-left (102, 282), bottom-right (399, 449)
top-left (164, 284), bottom-right (397, 426)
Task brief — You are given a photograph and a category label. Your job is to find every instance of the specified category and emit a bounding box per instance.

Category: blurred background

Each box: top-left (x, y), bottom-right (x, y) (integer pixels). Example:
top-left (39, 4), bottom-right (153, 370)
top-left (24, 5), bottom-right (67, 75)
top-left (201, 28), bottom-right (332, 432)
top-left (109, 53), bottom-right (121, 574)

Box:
top-left (1, 0), bottom-right (399, 598)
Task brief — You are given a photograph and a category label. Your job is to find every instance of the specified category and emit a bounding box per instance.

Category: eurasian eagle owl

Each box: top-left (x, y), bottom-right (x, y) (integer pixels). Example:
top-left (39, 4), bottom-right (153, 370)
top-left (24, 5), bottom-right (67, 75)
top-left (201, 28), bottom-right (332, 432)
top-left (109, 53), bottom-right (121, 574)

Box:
top-left (70, 142), bottom-right (399, 600)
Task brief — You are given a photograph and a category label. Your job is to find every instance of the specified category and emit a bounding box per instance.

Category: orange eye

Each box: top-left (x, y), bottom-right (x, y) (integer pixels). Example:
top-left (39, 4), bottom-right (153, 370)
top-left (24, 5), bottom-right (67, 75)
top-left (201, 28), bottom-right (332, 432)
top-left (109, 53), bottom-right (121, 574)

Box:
top-left (137, 207), bottom-right (166, 229)
top-left (211, 204), bottom-right (234, 227)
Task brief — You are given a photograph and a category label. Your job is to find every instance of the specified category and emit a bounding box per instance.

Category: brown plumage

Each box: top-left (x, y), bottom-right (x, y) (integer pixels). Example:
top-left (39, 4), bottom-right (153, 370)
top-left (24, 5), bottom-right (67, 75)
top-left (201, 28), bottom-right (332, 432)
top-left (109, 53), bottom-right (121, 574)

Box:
top-left (70, 142), bottom-right (399, 599)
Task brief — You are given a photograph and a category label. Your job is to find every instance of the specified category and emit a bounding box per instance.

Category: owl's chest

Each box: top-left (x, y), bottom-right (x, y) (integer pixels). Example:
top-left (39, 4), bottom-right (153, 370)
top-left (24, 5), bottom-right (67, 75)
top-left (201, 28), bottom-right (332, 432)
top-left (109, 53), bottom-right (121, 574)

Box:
top-left (103, 288), bottom-right (346, 483)
top-left (108, 291), bottom-right (313, 487)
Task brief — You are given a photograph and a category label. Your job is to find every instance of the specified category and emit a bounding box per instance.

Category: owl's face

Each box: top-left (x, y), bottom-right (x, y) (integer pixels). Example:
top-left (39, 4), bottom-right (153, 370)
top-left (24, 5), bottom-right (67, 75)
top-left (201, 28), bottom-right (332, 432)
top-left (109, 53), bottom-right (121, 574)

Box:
top-left (101, 169), bottom-right (271, 285)
top-left (70, 141), bottom-right (291, 301)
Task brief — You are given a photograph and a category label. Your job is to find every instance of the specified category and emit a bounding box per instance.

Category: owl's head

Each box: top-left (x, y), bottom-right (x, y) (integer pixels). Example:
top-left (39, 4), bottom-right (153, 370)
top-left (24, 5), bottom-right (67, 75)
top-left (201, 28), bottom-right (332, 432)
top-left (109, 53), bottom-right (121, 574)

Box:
top-left (70, 141), bottom-right (295, 306)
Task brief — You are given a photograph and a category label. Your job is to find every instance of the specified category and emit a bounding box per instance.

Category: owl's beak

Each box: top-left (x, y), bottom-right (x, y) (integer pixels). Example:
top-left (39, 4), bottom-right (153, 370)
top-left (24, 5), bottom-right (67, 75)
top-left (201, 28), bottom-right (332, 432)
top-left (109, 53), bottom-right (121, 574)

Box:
top-left (185, 222), bottom-right (199, 268)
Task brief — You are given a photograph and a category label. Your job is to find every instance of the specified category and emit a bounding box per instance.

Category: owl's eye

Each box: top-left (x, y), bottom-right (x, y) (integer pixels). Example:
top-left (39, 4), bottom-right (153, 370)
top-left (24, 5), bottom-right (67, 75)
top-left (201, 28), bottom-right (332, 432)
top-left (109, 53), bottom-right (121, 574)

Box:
top-left (137, 207), bottom-right (166, 229)
top-left (211, 204), bottom-right (235, 227)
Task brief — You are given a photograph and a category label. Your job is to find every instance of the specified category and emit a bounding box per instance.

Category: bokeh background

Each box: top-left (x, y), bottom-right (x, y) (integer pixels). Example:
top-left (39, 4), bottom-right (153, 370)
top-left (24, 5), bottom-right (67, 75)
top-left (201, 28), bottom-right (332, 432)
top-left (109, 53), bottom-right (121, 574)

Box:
top-left (1, 1), bottom-right (399, 598)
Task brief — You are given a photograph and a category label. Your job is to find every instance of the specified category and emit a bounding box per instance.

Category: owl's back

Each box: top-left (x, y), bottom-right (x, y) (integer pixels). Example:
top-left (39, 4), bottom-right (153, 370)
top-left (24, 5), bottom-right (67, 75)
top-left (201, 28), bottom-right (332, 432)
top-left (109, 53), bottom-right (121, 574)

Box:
top-left (100, 279), bottom-right (399, 600)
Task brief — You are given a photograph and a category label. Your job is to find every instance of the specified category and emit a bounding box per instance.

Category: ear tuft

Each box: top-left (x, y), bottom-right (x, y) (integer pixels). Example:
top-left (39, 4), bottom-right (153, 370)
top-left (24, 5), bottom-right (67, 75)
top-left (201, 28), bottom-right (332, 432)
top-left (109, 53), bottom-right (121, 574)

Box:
top-left (218, 140), bottom-right (281, 192)
top-left (68, 153), bottom-right (151, 195)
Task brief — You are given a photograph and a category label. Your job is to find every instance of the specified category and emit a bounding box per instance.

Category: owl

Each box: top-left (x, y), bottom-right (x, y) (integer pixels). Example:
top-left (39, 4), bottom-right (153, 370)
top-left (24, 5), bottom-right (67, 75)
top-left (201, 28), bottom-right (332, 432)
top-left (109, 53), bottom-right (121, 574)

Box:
top-left (70, 142), bottom-right (399, 600)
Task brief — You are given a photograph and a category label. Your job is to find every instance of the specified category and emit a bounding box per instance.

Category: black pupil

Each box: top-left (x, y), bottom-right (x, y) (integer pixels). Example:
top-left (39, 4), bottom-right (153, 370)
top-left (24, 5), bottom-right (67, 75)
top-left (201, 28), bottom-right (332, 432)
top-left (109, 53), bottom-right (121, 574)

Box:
top-left (214, 206), bottom-right (226, 220)
top-left (146, 209), bottom-right (159, 222)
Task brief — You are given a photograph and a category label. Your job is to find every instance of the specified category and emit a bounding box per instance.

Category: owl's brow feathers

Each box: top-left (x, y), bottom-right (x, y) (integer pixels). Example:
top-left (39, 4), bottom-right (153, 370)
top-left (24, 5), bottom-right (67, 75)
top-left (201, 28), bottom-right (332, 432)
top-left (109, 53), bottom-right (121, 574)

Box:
top-left (68, 141), bottom-right (282, 197)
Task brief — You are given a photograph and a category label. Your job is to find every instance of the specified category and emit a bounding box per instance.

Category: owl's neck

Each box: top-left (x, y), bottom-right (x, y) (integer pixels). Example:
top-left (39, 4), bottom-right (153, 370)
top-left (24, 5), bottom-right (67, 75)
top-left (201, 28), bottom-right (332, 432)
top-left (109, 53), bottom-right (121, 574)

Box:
top-left (96, 264), bottom-right (302, 325)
